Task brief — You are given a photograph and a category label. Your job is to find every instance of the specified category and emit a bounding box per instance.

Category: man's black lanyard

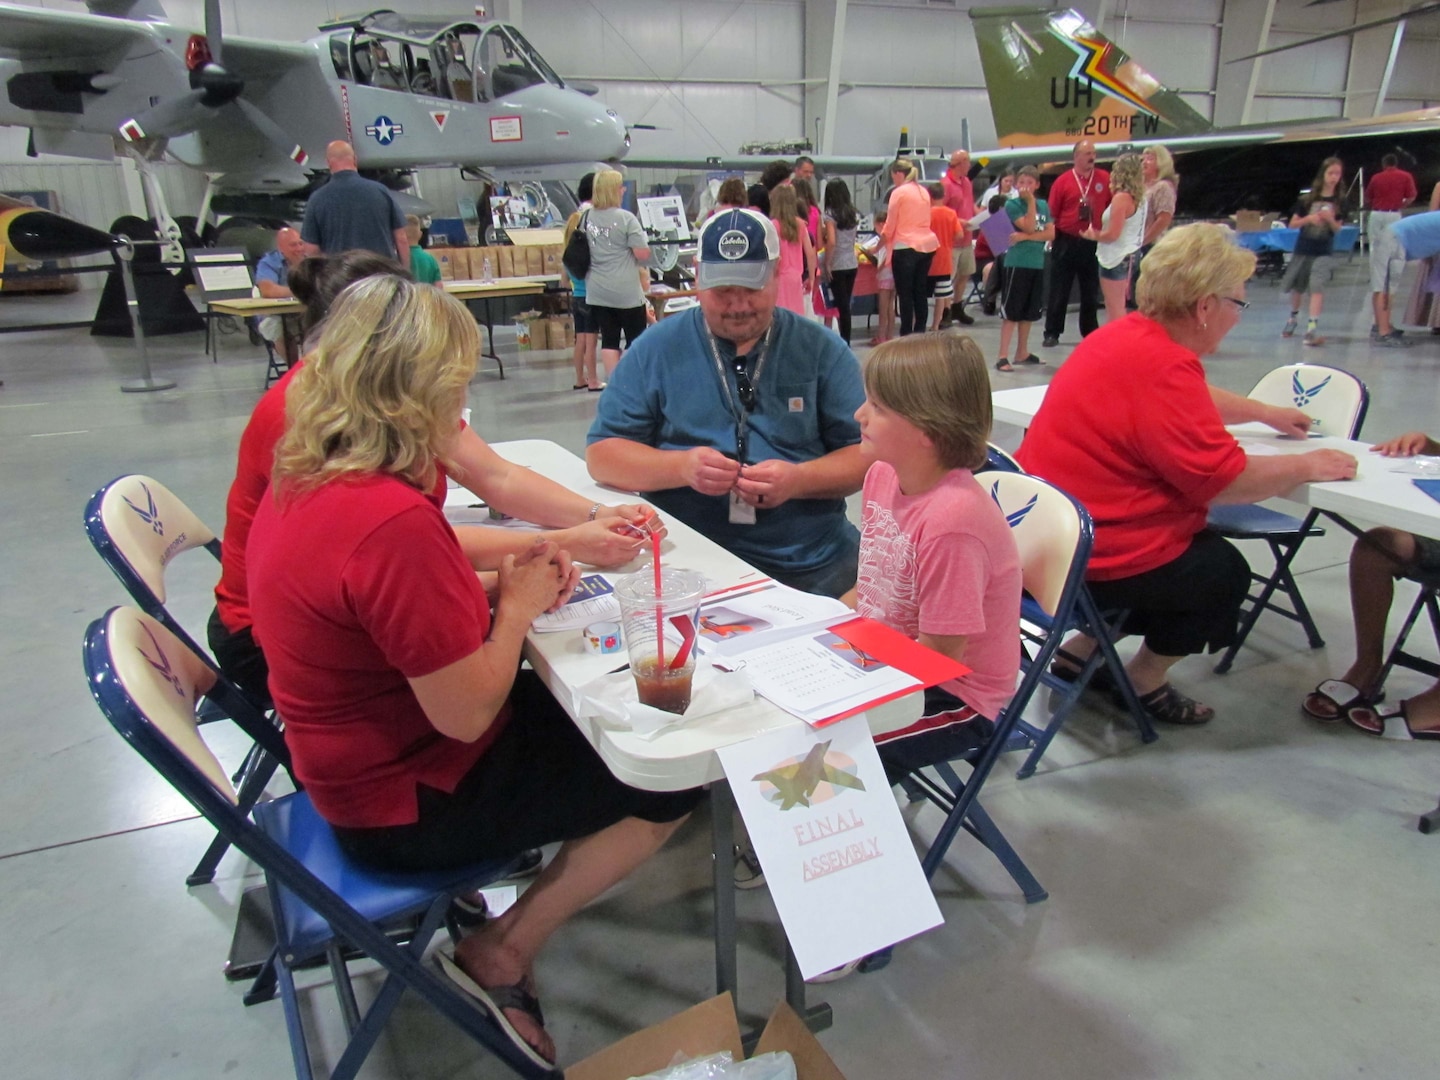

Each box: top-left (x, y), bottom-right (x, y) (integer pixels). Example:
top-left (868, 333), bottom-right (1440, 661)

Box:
top-left (703, 318), bottom-right (775, 465)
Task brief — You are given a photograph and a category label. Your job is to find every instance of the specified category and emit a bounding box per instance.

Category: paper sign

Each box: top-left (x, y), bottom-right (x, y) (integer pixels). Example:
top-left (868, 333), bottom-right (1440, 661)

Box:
top-left (490, 115), bottom-right (523, 142)
top-left (979, 211), bottom-right (1014, 255)
top-left (717, 716), bottom-right (943, 979)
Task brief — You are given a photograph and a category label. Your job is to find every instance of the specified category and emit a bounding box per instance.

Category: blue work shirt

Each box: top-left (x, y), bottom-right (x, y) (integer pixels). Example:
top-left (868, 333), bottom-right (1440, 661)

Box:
top-left (300, 170), bottom-right (404, 258)
top-left (255, 249), bottom-right (288, 288)
top-left (587, 306), bottom-right (863, 578)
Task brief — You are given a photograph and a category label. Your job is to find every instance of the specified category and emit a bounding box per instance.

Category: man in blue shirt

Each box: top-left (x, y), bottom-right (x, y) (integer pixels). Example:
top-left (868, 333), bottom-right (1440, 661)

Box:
top-left (252, 226), bottom-right (305, 351)
top-left (300, 140), bottom-right (409, 269)
top-left (587, 208), bottom-right (866, 597)
top-left (1372, 209), bottom-right (1440, 344)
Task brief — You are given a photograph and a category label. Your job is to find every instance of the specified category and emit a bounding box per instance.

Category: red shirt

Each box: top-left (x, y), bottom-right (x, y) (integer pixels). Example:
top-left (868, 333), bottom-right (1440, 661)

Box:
top-left (248, 473), bottom-right (505, 828)
top-left (1047, 167), bottom-right (1112, 237)
top-left (214, 361), bottom-right (448, 634)
top-left (1015, 314), bottom-right (1246, 580)
top-left (1366, 166), bottom-right (1417, 212)
top-left (941, 169), bottom-right (975, 248)
top-left (928, 206), bottom-right (960, 277)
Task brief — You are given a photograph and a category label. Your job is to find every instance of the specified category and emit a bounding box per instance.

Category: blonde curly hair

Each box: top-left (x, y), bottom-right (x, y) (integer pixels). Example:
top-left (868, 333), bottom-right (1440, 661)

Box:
top-left (274, 275), bottom-right (479, 497)
top-left (1137, 223), bottom-right (1257, 321)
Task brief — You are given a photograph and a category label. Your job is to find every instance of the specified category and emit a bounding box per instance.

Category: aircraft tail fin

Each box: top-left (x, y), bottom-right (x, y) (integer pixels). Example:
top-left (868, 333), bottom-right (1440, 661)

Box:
top-left (970, 7), bottom-right (1211, 148)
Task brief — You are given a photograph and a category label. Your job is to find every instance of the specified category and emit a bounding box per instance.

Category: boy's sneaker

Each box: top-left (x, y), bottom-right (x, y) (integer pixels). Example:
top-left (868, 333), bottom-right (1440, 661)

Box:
top-left (734, 845), bottom-right (766, 890)
top-left (1303, 330), bottom-right (1324, 346)
top-left (1376, 334), bottom-right (1411, 348)
top-left (1282, 317), bottom-right (1298, 338)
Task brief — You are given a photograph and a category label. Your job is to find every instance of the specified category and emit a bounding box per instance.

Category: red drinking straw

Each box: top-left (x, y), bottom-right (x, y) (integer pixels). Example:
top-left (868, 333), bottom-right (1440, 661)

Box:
top-left (651, 529), bottom-right (664, 670)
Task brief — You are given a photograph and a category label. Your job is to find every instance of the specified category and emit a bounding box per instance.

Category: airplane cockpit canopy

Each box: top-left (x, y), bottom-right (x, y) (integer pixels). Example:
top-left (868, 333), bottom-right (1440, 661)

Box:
top-left (322, 10), bottom-right (565, 103)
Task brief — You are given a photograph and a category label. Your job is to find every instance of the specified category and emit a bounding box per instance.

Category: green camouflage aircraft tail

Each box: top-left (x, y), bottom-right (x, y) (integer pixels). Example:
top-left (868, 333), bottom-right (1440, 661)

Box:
top-left (971, 7), bottom-right (1212, 148)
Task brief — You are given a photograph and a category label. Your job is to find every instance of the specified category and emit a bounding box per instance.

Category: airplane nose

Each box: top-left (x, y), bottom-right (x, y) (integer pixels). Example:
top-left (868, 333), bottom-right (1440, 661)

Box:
top-left (602, 107), bottom-right (630, 161)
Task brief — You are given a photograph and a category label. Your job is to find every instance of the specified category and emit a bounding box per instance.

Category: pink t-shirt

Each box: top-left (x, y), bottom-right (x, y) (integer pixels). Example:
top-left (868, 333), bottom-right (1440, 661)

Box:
top-left (855, 462), bottom-right (1021, 719)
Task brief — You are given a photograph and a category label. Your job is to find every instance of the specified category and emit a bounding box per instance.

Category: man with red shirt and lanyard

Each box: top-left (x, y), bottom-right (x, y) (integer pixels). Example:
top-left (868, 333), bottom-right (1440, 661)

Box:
top-left (941, 149), bottom-right (977, 326)
top-left (1043, 139), bottom-right (1110, 348)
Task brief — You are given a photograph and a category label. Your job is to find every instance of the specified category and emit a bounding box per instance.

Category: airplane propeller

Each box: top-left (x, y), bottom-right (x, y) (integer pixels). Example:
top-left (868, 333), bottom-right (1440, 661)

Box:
top-left (117, 0), bottom-right (307, 168)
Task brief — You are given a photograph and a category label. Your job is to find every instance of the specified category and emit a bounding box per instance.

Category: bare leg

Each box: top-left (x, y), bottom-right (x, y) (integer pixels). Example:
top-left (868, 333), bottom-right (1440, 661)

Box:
top-left (1015, 320), bottom-right (1032, 359)
top-left (1308, 291), bottom-right (1324, 320)
top-left (1101, 277), bottom-right (1127, 323)
top-left (580, 334), bottom-right (599, 388)
top-left (1373, 291), bottom-right (1393, 337)
top-left (454, 814), bottom-right (688, 1060)
top-left (600, 347), bottom-right (622, 378)
top-left (1126, 645), bottom-right (1185, 696)
top-left (998, 319), bottom-right (1016, 365)
top-left (877, 288), bottom-right (895, 341)
top-left (1339, 528), bottom-right (1416, 691)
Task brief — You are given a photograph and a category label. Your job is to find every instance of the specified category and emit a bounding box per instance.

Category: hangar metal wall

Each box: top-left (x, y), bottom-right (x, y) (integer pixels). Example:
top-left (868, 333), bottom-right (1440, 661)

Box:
top-left (1, 0), bottom-right (1435, 233)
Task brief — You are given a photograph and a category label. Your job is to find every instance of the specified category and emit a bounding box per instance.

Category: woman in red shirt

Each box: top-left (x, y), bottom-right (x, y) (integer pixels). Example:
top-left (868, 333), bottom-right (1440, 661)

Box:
top-left (248, 277), bottom-right (700, 1067)
top-left (1016, 225), bottom-right (1356, 726)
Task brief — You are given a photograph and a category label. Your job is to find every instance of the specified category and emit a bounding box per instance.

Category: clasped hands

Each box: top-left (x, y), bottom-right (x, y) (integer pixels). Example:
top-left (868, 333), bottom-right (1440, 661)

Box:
top-left (680, 446), bottom-right (799, 507)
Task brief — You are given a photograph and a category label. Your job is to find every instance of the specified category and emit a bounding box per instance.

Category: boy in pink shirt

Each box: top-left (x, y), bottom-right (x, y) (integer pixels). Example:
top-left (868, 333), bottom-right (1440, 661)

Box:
top-left (845, 334), bottom-right (1022, 777)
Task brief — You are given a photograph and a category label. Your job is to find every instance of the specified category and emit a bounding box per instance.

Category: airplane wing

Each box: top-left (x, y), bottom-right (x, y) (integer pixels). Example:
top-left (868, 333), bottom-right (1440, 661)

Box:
top-left (0, 4), bottom-right (154, 63)
top-left (621, 153), bottom-right (893, 174)
top-left (219, 36), bottom-right (324, 79)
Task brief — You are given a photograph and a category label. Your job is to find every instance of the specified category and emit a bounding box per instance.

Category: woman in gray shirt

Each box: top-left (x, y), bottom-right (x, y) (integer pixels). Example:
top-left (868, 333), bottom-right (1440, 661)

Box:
top-left (584, 169), bottom-right (651, 377)
top-left (822, 179), bottom-right (860, 344)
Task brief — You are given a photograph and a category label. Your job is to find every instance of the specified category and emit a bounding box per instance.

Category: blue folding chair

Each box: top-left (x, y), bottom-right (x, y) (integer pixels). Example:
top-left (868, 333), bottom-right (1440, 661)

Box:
top-left (979, 448), bottom-right (1157, 776)
top-left (898, 472), bottom-right (1105, 904)
top-left (1210, 364), bottom-right (1369, 673)
top-left (84, 607), bottom-right (557, 1080)
top-left (85, 474), bottom-right (288, 885)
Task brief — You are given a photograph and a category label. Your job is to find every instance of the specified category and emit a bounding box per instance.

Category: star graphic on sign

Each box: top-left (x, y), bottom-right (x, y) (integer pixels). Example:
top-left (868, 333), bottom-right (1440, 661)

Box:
top-left (365, 116), bottom-right (403, 145)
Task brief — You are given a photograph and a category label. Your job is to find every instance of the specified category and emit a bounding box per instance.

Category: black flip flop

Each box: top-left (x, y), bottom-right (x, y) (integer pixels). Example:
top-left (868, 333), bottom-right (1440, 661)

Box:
top-left (434, 952), bottom-right (555, 1069)
top-left (994, 358), bottom-right (1015, 373)
top-left (1017, 354), bottom-right (1044, 366)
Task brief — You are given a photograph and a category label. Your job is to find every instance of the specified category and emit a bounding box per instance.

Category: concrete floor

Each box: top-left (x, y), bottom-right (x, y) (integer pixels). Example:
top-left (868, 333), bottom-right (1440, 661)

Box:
top-left (3, 258), bottom-right (1439, 1079)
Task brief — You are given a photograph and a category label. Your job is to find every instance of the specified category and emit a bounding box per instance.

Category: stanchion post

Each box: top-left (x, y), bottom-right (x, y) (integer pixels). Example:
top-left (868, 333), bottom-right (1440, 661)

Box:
top-left (115, 237), bottom-right (176, 393)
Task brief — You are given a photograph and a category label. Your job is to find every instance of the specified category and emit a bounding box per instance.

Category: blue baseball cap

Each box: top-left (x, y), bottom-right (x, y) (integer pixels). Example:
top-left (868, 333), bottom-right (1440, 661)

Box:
top-left (695, 208), bottom-right (780, 289)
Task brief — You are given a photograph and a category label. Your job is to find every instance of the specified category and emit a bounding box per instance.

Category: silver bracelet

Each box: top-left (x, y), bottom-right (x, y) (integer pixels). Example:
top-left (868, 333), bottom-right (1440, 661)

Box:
top-left (587, 503), bottom-right (600, 521)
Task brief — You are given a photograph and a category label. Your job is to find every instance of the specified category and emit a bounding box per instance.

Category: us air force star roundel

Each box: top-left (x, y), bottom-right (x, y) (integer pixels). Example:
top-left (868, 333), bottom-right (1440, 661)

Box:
top-left (717, 230), bottom-right (750, 260)
top-left (365, 116), bottom-right (403, 145)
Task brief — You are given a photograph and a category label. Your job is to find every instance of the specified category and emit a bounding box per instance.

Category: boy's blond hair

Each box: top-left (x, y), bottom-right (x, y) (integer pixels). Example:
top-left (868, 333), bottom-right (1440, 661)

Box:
top-left (863, 333), bottom-right (992, 471)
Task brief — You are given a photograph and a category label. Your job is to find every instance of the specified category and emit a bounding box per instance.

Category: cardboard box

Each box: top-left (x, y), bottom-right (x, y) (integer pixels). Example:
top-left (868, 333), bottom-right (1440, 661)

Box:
top-left (496, 246), bottom-right (517, 279)
top-left (1233, 211), bottom-right (1281, 233)
top-left (567, 995), bottom-right (846, 1080)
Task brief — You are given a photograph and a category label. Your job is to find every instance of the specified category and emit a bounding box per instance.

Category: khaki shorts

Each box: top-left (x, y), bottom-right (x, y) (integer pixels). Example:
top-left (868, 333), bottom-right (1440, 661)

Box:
top-left (952, 245), bottom-right (976, 287)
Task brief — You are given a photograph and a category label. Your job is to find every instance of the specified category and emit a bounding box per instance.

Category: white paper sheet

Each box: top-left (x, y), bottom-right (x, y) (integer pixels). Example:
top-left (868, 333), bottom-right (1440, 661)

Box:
top-left (716, 717), bottom-right (943, 979)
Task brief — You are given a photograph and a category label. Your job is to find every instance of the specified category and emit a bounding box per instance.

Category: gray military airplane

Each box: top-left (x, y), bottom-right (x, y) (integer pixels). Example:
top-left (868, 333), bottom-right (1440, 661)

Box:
top-left (0, 1), bottom-right (631, 203)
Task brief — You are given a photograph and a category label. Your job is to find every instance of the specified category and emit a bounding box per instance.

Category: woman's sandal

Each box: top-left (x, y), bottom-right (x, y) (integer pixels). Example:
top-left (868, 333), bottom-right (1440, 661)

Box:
top-left (1302, 679), bottom-right (1380, 723)
top-left (434, 951), bottom-right (555, 1069)
top-left (1344, 700), bottom-right (1440, 741)
top-left (1133, 683), bottom-right (1214, 726)
top-left (994, 358), bottom-right (1015, 373)
top-left (1016, 354), bottom-right (1044, 366)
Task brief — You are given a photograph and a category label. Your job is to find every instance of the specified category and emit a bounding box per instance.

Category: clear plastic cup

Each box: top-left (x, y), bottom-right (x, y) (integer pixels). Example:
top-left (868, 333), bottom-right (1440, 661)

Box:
top-left (613, 568), bottom-right (707, 715)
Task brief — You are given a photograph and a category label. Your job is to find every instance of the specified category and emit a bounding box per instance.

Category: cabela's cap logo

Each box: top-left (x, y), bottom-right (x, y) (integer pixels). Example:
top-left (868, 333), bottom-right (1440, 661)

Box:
top-left (717, 229), bottom-right (750, 260)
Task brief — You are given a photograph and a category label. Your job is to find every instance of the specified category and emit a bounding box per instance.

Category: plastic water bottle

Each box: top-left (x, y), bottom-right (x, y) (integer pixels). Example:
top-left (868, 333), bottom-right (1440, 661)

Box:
top-left (481, 256), bottom-right (495, 284)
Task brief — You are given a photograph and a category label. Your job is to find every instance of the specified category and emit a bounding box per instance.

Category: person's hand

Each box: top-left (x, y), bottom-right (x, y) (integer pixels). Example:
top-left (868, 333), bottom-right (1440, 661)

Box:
top-left (1265, 405), bottom-right (1314, 438)
top-left (604, 503), bottom-right (668, 544)
top-left (1080, 228), bottom-right (1098, 241)
top-left (498, 539), bottom-right (572, 621)
top-left (678, 447), bottom-right (743, 496)
top-left (645, 304), bottom-right (658, 324)
top-left (1372, 431), bottom-right (1436, 457)
top-left (553, 519), bottom-right (645, 568)
top-left (1304, 448), bottom-right (1357, 483)
top-left (1010, 231), bottom-right (1028, 245)
top-left (734, 458), bottom-right (801, 508)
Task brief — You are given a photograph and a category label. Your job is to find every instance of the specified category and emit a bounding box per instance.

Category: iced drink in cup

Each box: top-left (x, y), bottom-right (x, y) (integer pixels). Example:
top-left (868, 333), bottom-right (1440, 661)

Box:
top-left (613, 569), bottom-right (706, 715)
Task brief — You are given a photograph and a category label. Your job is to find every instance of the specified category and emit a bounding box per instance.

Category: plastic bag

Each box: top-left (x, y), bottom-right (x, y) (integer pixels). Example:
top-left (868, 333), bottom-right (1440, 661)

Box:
top-left (628, 1049), bottom-right (796, 1080)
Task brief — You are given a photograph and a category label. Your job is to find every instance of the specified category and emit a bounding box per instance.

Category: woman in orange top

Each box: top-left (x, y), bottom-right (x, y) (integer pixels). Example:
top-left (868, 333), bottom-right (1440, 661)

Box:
top-left (882, 158), bottom-right (939, 335)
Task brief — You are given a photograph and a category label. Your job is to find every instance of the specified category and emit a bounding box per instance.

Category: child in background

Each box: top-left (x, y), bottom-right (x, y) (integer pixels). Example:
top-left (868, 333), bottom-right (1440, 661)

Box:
top-left (926, 182), bottom-right (959, 331)
top-left (563, 208), bottom-right (601, 390)
top-left (404, 215), bottom-right (441, 285)
top-left (847, 333), bottom-right (1022, 776)
top-left (872, 207), bottom-right (895, 345)
top-left (994, 166), bottom-right (1053, 372)
top-left (770, 183), bottom-right (816, 316)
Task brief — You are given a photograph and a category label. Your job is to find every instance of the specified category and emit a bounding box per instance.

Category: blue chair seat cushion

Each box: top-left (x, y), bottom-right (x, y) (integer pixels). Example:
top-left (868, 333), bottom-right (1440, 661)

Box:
top-left (254, 792), bottom-right (521, 959)
top-left (1208, 503), bottom-right (1323, 539)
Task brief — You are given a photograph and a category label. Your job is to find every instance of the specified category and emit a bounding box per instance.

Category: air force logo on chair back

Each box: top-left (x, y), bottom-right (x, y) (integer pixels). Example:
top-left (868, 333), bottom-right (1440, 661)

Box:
top-left (122, 482), bottom-right (164, 537)
top-left (990, 481), bottom-right (1037, 529)
top-left (137, 621), bottom-right (185, 699)
top-left (1291, 370), bottom-right (1331, 408)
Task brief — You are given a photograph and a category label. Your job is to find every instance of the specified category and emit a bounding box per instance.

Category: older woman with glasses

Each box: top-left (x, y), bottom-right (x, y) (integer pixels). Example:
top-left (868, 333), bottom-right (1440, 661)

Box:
top-left (1017, 224), bottom-right (1357, 727)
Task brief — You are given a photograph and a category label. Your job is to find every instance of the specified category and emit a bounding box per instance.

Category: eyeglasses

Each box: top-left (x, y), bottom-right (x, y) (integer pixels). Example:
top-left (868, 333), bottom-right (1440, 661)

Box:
top-left (1220, 296), bottom-right (1250, 311)
top-left (732, 355), bottom-right (757, 412)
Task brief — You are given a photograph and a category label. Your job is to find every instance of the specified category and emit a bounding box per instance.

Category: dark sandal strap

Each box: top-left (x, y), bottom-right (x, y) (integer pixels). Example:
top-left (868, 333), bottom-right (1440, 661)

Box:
top-left (1137, 683), bottom-right (1213, 725)
top-left (487, 980), bottom-right (546, 1028)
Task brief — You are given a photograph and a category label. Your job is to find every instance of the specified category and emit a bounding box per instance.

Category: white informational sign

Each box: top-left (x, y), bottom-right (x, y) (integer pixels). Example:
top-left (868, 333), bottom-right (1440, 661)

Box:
top-left (190, 252), bottom-right (253, 296)
top-left (637, 195), bottom-right (692, 241)
top-left (490, 115), bottom-right (523, 142)
top-left (716, 716), bottom-right (943, 979)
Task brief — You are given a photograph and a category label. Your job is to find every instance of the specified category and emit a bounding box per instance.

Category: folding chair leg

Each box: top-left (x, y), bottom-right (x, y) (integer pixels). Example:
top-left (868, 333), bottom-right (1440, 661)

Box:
top-left (243, 947), bottom-right (281, 1007)
top-left (960, 800), bottom-right (1048, 902)
top-left (187, 749), bottom-right (281, 886)
top-left (1084, 595), bottom-right (1158, 744)
top-left (1279, 560), bottom-right (1327, 649)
